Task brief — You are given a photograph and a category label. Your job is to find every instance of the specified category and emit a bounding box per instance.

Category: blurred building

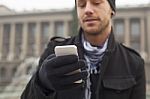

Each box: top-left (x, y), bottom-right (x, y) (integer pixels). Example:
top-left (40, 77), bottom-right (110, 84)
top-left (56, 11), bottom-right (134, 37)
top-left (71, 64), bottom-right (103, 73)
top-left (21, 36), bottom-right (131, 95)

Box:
top-left (0, 5), bottom-right (73, 88)
top-left (0, 4), bottom-right (150, 96)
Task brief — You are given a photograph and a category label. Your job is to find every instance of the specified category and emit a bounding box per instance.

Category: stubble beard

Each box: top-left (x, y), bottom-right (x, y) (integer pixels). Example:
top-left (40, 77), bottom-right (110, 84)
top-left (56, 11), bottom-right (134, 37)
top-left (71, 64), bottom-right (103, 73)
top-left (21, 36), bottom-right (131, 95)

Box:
top-left (83, 19), bottom-right (110, 36)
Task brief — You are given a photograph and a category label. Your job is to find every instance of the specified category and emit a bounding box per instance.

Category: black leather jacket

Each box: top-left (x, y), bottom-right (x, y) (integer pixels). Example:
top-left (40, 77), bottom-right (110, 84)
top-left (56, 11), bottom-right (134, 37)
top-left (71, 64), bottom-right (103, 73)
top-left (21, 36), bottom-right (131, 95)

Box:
top-left (21, 29), bottom-right (146, 99)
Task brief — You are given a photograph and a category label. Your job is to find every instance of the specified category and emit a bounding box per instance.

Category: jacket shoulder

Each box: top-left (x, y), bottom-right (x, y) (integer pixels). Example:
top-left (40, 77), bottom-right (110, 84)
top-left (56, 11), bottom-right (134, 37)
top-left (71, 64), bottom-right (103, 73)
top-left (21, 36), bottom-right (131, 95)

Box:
top-left (50, 36), bottom-right (70, 42)
top-left (120, 43), bottom-right (141, 58)
top-left (50, 36), bottom-right (76, 44)
top-left (119, 43), bottom-right (144, 76)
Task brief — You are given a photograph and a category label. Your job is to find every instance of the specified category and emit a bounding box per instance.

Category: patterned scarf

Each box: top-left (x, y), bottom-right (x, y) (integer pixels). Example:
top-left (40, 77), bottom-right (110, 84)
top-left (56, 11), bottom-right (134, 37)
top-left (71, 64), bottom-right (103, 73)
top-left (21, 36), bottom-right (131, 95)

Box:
top-left (82, 35), bottom-right (108, 99)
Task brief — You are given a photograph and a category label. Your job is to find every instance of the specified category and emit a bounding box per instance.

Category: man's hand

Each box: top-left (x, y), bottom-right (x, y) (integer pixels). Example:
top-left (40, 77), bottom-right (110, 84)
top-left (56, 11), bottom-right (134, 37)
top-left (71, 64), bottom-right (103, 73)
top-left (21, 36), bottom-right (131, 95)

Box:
top-left (38, 54), bottom-right (88, 91)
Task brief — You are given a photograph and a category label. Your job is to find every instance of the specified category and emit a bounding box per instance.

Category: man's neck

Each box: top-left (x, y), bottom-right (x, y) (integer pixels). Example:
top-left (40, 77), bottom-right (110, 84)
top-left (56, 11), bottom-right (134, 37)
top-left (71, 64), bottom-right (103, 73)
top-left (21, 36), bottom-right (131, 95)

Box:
top-left (84, 26), bottom-right (111, 46)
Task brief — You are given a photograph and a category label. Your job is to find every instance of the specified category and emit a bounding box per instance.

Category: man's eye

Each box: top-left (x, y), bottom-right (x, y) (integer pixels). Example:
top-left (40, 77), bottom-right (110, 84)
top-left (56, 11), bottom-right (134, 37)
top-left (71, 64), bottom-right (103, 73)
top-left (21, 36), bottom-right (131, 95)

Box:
top-left (93, 0), bottom-right (102, 5)
top-left (78, 2), bottom-right (86, 7)
top-left (93, 2), bottom-right (100, 5)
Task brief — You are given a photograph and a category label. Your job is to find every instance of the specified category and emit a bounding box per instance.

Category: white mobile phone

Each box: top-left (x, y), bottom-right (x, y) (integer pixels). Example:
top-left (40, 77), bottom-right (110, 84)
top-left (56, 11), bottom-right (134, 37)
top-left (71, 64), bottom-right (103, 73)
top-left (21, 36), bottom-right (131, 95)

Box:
top-left (54, 45), bottom-right (78, 56)
top-left (54, 45), bottom-right (82, 83)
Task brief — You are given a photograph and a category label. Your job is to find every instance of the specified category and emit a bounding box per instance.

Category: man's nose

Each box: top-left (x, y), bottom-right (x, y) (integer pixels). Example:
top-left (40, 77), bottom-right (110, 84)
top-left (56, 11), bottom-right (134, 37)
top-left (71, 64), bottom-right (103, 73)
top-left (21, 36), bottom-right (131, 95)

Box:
top-left (85, 2), bottom-right (94, 15)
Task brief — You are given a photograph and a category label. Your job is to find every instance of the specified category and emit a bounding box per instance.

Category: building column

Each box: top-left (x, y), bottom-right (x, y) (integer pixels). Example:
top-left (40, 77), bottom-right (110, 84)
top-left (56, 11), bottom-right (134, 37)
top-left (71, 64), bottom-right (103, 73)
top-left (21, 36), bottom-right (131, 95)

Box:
top-left (8, 23), bottom-right (15, 61)
top-left (64, 21), bottom-right (69, 37)
top-left (35, 22), bottom-right (41, 57)
top-left (21, 22), bottom-right (28, 60)
top-left (49, 21), bottom-right (54, 38)
top-left (0, 24), bottom-right (3, 60)
top-left (140, 18), bottom-right (146, 59)
top-left (124, 18), bottom-right (130, 47)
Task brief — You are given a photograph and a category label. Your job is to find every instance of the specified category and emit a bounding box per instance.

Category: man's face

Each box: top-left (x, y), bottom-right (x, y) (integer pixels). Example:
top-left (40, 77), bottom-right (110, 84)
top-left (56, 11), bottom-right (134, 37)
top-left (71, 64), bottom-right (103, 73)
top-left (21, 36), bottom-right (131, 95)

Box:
top-left (76, 0), bottom-right (112, 35)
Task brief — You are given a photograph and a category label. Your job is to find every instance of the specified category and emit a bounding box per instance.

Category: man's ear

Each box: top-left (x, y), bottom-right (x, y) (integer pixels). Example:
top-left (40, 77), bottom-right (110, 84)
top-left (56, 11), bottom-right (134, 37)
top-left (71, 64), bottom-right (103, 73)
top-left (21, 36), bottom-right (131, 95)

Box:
top-left (111, 11), bottom-right (115, 16)
top-left (111, 11), bottom-right (116, 17)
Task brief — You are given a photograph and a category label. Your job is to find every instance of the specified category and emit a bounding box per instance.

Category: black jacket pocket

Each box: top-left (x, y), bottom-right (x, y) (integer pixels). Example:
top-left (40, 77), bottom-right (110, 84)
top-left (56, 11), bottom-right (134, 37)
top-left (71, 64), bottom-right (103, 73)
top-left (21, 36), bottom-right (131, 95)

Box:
top-left (102, 77), bottom-right (137, 99)
top-left (103, 77), bottom-right (136, 90)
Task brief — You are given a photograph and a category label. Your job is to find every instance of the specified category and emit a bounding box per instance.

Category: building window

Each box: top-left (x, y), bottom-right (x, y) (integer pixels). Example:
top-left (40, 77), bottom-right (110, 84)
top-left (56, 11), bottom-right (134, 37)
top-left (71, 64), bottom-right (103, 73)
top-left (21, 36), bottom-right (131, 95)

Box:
top-left (145, 19), bottom-right (148, 54)
top-left (27, 23), bottom-right (36, 57)
top-left (55, 21), bottom-right (64, 36)
top-left (41, 22), bottom-right (49, 41)
top-left (130, 18), bottom-right (140, 52)
top-left (2, 24), bottom-right (11, 60)
top-left (0, 67), bottom-right (6, 80)
top-left (40, 22), bottom-right (50, 53)
top-left (114, 19), bottom-right (125, 43)
top-left (68, 21), bottom-right (73, 36)
top-left (15, 23), bottom-right (23, 59)
top-left (12, 67), bottom-right (17, 77)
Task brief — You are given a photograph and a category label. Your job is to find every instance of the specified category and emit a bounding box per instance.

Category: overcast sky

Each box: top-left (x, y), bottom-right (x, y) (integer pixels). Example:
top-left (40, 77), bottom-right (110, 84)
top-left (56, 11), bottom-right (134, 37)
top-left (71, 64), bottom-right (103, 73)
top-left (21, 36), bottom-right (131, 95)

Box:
top-left (0, 0), bottom-right (150, 11)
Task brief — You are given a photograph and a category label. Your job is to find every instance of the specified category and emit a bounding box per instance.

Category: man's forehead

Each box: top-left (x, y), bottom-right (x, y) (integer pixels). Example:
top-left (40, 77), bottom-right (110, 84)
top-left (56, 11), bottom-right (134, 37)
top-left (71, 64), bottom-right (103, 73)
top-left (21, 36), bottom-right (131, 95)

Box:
top-left (76, 0), bottom-right (116, 12)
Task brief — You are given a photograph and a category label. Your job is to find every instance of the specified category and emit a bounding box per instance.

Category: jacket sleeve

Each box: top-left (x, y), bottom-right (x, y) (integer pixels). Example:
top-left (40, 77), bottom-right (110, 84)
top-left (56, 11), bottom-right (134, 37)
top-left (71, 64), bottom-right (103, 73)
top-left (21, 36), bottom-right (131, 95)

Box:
top-left (21, 41), bottom-right (56, 99)
top-left (130, 59), bottom-right (146, 99)
top-left (21, 72), bottom-right (56, 99)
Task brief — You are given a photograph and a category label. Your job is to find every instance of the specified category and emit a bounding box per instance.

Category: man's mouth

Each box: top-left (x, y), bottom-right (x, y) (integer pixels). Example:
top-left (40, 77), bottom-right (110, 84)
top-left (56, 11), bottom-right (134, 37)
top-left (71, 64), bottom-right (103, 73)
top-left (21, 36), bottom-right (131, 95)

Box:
top-left (83, 18), bottom-right (99, 23)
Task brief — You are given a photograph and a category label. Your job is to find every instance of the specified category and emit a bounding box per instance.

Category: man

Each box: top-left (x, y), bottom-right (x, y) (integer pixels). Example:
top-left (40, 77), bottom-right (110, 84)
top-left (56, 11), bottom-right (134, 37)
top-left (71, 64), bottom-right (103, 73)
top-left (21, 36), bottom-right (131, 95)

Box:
top-left (21, 0), bottom-right (146, 99)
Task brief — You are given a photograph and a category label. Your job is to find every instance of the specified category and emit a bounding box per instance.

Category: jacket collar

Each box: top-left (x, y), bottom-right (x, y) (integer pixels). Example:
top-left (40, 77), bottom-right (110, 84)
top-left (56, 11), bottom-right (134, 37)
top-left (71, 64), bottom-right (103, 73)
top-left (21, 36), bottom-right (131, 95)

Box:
top-left (105, 28), bottom-right (116, 53)
top-left (74, 27), bottom-right (116, 54)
